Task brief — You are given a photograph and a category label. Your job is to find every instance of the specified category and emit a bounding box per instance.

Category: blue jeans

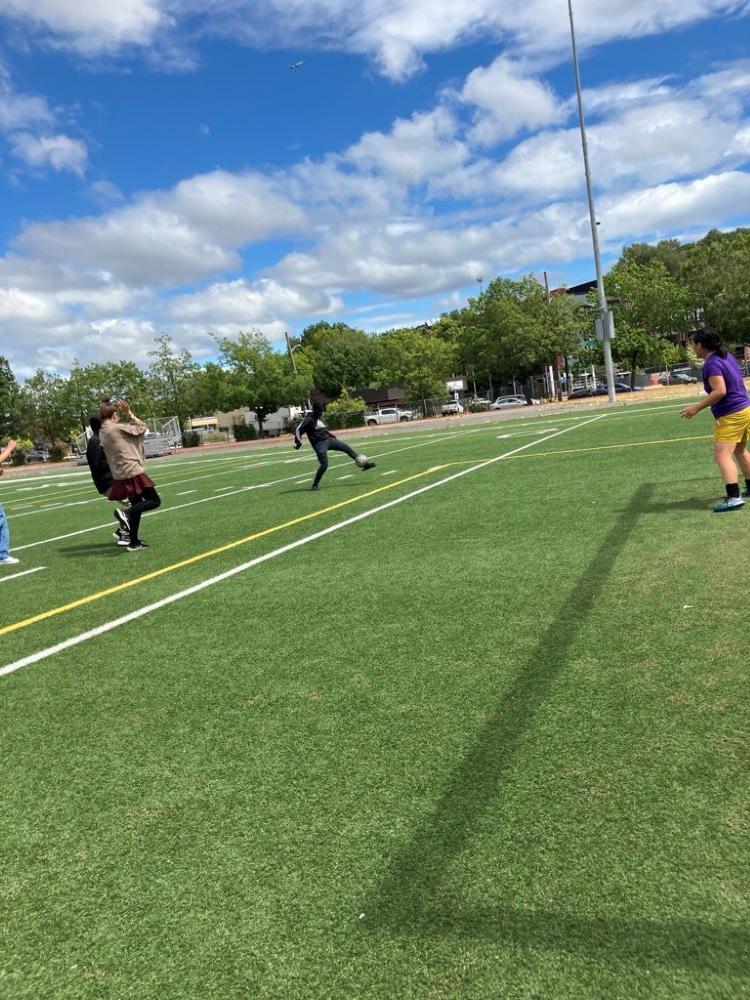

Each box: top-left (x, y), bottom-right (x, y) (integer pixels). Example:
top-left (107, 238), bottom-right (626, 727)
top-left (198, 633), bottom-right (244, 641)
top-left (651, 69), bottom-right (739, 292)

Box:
top-left (0, 504), bottom-right (9, 560)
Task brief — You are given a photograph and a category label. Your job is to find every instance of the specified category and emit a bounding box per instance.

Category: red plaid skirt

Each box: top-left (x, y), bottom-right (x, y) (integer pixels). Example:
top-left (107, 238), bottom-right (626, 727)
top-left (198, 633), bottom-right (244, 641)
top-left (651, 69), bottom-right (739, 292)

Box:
top-left (108, 473), bottom-right (155, 502)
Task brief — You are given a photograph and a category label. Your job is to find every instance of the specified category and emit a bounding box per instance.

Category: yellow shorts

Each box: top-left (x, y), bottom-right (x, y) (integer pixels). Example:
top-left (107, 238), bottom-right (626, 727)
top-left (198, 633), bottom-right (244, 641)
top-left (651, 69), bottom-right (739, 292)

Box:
top-left (714, 407), bottom-right (750, 445)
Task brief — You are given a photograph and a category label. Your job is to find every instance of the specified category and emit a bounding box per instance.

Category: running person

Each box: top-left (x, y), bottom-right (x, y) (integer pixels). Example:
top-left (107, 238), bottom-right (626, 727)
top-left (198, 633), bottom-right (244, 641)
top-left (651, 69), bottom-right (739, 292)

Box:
top-left (681, 330), bottom-right (750, 512)
top-left (99, 399), bottom-right (162, 550)
top-left (294, 401), bottom-right (375, 490)
top-left (0, 438), bottom-right (19, 566)
top-left (86, 415), bottom-right (130, 545)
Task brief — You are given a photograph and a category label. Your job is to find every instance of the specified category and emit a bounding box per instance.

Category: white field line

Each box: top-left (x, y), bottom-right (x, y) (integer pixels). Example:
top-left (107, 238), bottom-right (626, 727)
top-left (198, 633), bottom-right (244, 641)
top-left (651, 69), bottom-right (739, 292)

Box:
top-left (295, 479), bottom-right (308, 485)
top-left (0, 399), bottom-right (693, 494)
top-left (12, 425), bottom-right (490, 539)
top-left (0, 566), bottom-right (46, 583)
top-left (337, 474), bottom-right (354, 480)
top-left (175, 490), bottom-right (196, 496)
top-left (6, 429), bottom-right (464, 515)
top-left (381, 470), bottom-right (396, 476)
top-left (6, 453), bottom-right (282, 513)
top-left (498, 428), bottom-right (557, 439)
top-left (0, 416), bottom-right (605, 678)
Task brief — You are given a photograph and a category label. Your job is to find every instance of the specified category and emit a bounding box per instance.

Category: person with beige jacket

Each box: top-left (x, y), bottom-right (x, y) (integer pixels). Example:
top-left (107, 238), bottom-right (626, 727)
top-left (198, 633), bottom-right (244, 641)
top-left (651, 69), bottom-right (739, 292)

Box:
top-left (99, 399), bottom-right (161, 552)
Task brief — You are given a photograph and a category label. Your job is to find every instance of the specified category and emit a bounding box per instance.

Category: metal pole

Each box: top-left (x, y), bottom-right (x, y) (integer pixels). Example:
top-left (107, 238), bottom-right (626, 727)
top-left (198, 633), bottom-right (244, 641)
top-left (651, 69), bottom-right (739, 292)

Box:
top-left (284, 331), bottom-right (298, 374)
top-left (568, 0), bottom-right (616, 403)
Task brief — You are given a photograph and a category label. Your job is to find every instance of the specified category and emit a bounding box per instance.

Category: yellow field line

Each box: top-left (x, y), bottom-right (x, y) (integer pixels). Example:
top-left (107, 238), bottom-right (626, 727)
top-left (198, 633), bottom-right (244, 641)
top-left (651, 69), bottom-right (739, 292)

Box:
top-left (0, 466), bottom-right (445, 637)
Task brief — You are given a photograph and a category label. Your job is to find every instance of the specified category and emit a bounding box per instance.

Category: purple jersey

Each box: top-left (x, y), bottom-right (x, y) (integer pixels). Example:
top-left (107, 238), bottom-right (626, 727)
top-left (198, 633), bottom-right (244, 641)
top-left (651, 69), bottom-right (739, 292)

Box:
top-left (702, 352), bottom-right (750, 418)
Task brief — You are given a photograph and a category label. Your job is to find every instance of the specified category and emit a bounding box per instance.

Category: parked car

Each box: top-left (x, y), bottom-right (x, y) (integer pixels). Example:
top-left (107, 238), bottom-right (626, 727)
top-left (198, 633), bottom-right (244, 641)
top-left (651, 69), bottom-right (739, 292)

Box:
top-left (25, 448), bottom-right (50, 463)
top-left (364, 406), bottom-right (416, 426)
top-left (613, 382), bottom-right (644, 393)
top-left (489, 395), bottom-right (539, 409)
top-left (568, 384), bottom-right (606, 399)
top-left (441, 400), bottom-right (465, 415)
top-left (659, 371), bottom-right (698, 385)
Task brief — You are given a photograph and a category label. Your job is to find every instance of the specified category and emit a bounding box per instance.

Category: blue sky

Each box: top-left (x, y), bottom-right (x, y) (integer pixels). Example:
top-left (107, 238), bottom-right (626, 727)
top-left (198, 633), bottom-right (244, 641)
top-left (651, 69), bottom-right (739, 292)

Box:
top-left (1, 0), bottom-right (749, 375)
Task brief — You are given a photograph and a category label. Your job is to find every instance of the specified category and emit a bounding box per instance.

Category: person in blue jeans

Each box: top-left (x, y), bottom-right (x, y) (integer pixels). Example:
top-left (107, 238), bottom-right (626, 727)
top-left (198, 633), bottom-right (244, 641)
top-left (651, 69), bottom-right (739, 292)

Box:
top-left (0, 438), bottom-right (19, 566)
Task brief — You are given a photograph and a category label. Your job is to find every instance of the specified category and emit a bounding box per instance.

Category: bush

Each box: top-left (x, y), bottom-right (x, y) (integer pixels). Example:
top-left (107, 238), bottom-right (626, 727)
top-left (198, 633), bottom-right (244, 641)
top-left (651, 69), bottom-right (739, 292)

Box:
top-left (325, 390), bottom-right (366, 430)
top-left (182, 431), bottom-right (201, 448)
top-left (50, 445), bottom-right (67, 462)
top-left (468, 399), bottom-right (489, 412)
top-left (202, 431), bottom-right (227, 444)
top-left (232, 421), bottom-right (257, 441)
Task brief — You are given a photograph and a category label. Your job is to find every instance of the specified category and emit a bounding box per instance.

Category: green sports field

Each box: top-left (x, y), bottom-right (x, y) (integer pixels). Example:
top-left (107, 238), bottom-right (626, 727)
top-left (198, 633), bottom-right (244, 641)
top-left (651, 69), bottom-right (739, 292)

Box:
top-left (1, 400), bottom-right (748, 999)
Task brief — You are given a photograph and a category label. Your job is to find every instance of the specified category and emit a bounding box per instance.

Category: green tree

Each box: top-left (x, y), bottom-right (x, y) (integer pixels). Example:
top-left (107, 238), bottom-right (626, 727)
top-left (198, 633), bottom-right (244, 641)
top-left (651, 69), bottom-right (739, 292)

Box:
top-left (0, 357), bottom-right (21, 436)
top-left (147, 334), bottom-right (200, 428)
top-left (187, 362), bottom-right (233, 416)
top-left (604, 257), bottom-right (692, 388)
top-left (683, 228), bottom-right (750, 343)
top-left (62, 360), bottom-right (153, 431)
top-left (18, 370), bottom-right (75, 444)
top-left (373, 325), bottom-right (455, 402)
top-left (299, 322), bottom-right (376, 397)
top-left (217, 331), bottom-right (313, 435)
top-left (458, 276), bottom-right (583, 399)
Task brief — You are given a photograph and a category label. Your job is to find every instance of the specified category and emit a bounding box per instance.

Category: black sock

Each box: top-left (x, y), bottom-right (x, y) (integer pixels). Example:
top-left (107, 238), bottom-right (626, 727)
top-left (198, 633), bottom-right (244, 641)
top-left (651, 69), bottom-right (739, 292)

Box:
top-left (726, 482), bottom-right (740, 499)
top-left (745, 478), bottom-right (750, 494)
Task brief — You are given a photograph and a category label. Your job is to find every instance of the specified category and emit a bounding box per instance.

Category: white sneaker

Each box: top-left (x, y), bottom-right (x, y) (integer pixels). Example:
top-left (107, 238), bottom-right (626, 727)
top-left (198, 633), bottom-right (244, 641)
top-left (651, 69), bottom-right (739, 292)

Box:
top-left (0, 556), bottom-right (20, 565)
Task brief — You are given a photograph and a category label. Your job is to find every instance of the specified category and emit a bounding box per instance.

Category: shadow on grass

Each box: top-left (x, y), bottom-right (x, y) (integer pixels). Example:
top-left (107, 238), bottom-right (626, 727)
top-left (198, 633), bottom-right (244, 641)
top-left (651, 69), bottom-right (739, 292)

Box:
top-left (365, 483), bottom-right (748, 972)
top-left (640, 496), bottom-right (719, 512)
top-left (402, 905), bottom-right (750, 975)
top-left (58, 543), bottom-right (124, 556)
top-left (278, 483), bottom-right (358, 495)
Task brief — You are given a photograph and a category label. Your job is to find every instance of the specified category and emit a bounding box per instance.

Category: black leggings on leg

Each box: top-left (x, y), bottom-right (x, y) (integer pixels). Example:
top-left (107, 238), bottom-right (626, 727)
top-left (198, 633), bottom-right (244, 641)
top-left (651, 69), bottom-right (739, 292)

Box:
top-left (127, 486), bottom-right (161, 543)
top-left (312, 439), bottom-right (359, 487)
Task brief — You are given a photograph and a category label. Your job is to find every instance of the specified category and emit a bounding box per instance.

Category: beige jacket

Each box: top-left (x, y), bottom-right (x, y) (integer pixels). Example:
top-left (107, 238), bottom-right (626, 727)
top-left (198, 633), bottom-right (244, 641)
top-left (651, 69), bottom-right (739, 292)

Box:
top-left (99, 417), bottom-right (148, 480)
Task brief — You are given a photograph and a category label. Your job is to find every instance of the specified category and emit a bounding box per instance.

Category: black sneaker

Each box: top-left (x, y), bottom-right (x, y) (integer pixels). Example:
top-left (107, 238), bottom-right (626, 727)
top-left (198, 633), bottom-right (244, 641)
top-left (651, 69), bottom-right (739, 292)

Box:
top-left (361, 461), bottom-right (376, 471)
top-left (117, 536), bottom-right (131, 547)
top-left (310, 484), bottom-right (320, 492)
top-left (126, 540), bottom-right (149, 552)
top-left (114, 509), bottom-right (130, 533)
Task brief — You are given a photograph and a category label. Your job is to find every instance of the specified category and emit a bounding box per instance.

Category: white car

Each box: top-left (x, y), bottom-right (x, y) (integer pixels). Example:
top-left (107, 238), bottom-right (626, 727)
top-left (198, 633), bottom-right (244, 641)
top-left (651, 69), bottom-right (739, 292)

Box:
top-left (490, 395), bottom-right (529, 409)
top-left (365, 407), bottom-right (416, 426)
top-left (441, 400), bottom-right (465, 415)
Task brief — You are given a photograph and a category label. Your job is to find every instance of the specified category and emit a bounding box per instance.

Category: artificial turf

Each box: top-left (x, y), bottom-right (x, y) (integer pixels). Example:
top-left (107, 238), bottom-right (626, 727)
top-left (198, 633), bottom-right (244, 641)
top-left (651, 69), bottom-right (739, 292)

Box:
top-left (1, 401), bottom-right (748, 998)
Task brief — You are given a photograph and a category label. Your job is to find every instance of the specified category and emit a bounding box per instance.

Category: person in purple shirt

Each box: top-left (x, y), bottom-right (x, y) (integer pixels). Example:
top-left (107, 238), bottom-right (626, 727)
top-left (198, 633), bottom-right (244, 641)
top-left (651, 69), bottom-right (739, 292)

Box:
top-left (681, 329), bottom-right (750, 512)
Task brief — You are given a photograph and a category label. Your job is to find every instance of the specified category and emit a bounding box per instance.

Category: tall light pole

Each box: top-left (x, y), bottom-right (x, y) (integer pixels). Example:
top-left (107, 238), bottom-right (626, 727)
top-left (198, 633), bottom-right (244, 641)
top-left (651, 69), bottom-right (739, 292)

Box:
top-left (568, 0), bottom-right (616, 403)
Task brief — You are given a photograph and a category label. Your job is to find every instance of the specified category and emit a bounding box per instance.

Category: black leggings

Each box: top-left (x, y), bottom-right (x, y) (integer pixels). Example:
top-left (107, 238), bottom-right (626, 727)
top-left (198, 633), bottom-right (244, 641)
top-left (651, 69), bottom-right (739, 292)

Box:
top-left (127, 486), bottom-right (161, 543)
top-left (312, 439), bottom-right (359, 487)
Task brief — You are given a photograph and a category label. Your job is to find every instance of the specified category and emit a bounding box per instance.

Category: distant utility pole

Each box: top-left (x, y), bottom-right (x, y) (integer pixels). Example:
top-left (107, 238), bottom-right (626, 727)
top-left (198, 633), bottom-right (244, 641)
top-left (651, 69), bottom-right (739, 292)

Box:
top-left (568, 0), bottom-right (616, 403)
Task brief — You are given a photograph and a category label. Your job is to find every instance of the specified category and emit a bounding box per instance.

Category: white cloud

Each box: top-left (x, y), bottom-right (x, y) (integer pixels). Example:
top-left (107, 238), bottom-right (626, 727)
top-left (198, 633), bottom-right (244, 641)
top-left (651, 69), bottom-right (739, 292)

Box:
top-left (2, 45), bottom-right (750, 375)
top-left (346, 108), bottom-right (468, 182)
top-left (0, 0), bottom-right (166, 54)
top-left (10, 132), bottom-right (88, 175)
top-left (168, 278), bottom-right (339, 324)
top-left (0, 70), bottom-right (53, 131)
top-left (458, 56), bottom-right (562, 145)
top-left (603, 171), bottom-right (750, 238)
top-left (179, 0), bottom-right (749, 81)
top-left (442, 95), bottom-right (750, 202)
top-left (5, 0), bottom-right (745, 80)
top-left (15, 169), bottom-right (305, 286)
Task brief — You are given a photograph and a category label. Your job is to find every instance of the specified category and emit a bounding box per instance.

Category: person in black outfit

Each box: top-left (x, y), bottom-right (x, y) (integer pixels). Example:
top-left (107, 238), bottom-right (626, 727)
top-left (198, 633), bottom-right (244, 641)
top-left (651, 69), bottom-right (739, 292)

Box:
top-left (86, 415), bottom-right (130, 545)
top-left (294, 401), bottom-right (375, 490)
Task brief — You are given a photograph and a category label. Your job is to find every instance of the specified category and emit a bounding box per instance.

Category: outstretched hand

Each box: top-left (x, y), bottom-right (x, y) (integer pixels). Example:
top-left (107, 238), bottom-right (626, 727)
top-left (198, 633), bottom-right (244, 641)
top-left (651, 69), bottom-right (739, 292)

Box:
top-left (680, 404), bottom-right (700, 419)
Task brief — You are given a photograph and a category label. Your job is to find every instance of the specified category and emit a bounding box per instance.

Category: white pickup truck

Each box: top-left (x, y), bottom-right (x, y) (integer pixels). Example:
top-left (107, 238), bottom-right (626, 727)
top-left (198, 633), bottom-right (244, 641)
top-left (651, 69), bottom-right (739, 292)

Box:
top-left (365, 406), bottom-right (416, 426)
